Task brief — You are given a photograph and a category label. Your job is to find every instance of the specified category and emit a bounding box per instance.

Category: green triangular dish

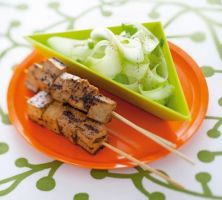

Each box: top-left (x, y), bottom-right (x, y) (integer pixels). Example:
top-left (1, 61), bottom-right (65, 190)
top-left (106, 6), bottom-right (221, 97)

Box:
top-left (26, 21), bottom-right (190, 120)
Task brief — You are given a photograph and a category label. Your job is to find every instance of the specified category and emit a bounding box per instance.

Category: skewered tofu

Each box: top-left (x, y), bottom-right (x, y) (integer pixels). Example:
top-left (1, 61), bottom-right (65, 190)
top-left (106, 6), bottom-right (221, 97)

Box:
top-left (69, 79), bottom-right (99, 111)
top-left (76, 136), bottom-right (106, 154)
top-left (50, 72), bottom-right (80, 102)
top-left (77, 119), bottom-right (107, 145)
top-left (38, 73), bottom-right (55, 92)
top-left (25, 58), bottom-right (67, 92)
top-left (38, 58), bottom-right (67, 92)
top-left (57, 104), bottom-right (86, 143)
top-left (25, 63), bottom-right (43, 92)
top-left (43, 57), bottom-right (67, 79)
top-left (27, 91), bottom-right (52, 125)
top-left (26, 58), bottom-right (116, 124)
top-left (27, 92), bottom-right (107, 154)
top-left (87, 95), bottom-right (116, 123)
top-left (42, 101), bottom-right (64, 134)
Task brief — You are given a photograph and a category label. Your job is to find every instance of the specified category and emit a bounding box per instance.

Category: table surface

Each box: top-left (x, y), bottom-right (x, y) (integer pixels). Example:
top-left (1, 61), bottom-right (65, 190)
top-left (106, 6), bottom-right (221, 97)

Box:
top-left (0, 0), bottom-right (222, 200)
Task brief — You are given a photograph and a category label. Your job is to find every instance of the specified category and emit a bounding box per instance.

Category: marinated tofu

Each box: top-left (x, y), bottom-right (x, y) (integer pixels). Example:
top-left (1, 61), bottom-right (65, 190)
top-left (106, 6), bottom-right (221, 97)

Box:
top-left (27, 91), bottom-right (52, 125)
top-left (77, 119), bottom-right (107, 145)
top-left (57, 104), bottom-right (86, 143)
top-left (87, 95), bottom-right (116, 123)
top-left (27, 91), bottom-right (107, 154)
top-left (51, 72), bottom-right (80, 102)
top-left (42, 101), bottom-right (64, 134)
top-left (69, 79), bottom-right (99, 111)
top-left (38, 73), bottom-right (55, 92)
top-left (43, 57), bottom-right (67, 79)
top-left (25, 58), bottom-right (117, 124)
top-left (25, 63), bottom-right (43, 92)
top-left (76, 136), bottom-right (106, 154)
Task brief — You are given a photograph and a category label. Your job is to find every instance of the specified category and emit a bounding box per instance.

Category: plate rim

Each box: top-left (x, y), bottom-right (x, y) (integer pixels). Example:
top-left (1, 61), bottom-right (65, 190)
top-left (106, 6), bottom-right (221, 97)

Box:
top-left (7, 42), bottom-right (209, 169)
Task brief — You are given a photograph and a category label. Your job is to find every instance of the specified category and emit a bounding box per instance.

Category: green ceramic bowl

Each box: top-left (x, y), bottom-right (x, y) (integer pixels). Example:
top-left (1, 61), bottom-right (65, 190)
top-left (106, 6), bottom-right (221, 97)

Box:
top-left (26, 21), bottom-right (190, 120)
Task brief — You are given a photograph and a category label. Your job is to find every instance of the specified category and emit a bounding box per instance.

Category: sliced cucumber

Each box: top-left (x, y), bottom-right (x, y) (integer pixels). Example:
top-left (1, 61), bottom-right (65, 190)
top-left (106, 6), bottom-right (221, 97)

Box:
top-left (121, 81), bottom-right (139, 92)
top-left (139, 83), bottom-right (174, 105)
top-left (133, 24), bottom-right (159, 54)
top-left (85, 40), bottom-right (122, 78)
top-left (142, 64), bottom-right (167, 90)
top-left (47, 24), bottom-right (174, 105)
top-left (48, 36), bottom-right (92, 62)
top-left (123, 61), bottom-right (149, 82)
top-left (116, 36), bottom-right (144, 63)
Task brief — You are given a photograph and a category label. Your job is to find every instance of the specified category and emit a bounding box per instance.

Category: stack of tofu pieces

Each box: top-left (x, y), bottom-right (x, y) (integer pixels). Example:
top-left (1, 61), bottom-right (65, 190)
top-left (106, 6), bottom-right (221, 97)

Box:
top-left (26, 58), bottom-right (116, 154)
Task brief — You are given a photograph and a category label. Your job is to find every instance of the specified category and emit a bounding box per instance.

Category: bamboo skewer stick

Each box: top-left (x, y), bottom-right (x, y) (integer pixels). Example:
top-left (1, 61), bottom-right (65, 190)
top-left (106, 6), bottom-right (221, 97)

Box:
top-left (112, 112), bottom-right (195, 165)
top-left (103, 142), bottom-right (184, 189)
top-left (112, 112), bottom-right (176, 148)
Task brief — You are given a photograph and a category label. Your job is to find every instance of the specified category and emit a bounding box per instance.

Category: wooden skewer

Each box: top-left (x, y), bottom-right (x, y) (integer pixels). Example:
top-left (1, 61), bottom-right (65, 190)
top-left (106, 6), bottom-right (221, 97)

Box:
top-left (103, 142), bottom-right (184, 189)
top-left (112, 112), bottom-right (195, 165)
top-left (112, 112), bottom-right (176, 148)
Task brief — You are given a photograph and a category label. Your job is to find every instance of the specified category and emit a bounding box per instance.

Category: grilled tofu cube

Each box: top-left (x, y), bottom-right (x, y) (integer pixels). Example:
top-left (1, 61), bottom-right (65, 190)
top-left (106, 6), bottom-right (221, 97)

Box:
top-left (76, 135), bottom-right (107, 154)
top-left (76, 119), bottom-right (107, 146)
top-left (87, 95), bottom-right (116, 123)
top-left (27, 91), bottom-right (52, 125)
top-left (43, 57), bottom-right (67, 79)
top-left (50, 72), bottom-right (80, 102)
top-left (57, 105), bottom-right (86, 143)
top-left (25, 63), bottom-right (43, 92)
top-left (38, 73), bottom-right (55, 92)
top-left (42, 101), bottom-right (64, 134)
top-left (69, 79), bottom-right (99, 111)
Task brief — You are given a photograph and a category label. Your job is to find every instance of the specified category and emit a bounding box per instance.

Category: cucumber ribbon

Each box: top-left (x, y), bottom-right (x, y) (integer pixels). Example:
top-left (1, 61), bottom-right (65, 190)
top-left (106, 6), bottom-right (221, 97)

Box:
top-left (48, 24), bottom-right (174, 105)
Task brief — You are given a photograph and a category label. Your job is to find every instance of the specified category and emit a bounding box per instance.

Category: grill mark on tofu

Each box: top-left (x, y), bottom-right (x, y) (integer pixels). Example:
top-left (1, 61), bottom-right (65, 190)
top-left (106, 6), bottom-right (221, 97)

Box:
top-left (77, 120), bottom-right (107, 145)
top-left (84, 123), bottom-right (98, 133)
top-left (81, 93), bottom-right (95, 111)
top-left (51, 84), bottom-right (62, 90)
top-left (87, 95), bottom-right (117, 123)
top-left (51, 72), bottom-right (80, 103)
top-left (57, 111), bottom-right (78, 143)
top-left (62, 110), bottom-right (85, 123)
top-left (63, 110), bottom-right (75, 121)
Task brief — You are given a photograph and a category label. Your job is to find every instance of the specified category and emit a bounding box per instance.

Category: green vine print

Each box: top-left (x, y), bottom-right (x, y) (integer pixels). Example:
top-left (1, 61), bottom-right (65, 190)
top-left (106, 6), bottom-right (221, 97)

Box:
top-left (0, 158), bottom-right (62, 196)
top-left (0, 2), bottom-right (28, 11)
top-left (146, 0), bottom-right (222, 61)
top-left (0, 142), bottom-right (9, 155)
top-left (0, 106), bottom-right (11, 125)
top-left (0, 154), bottom-right (90, 198)
top-left (202, 66), bottom-right (222, 78)
top-left (73, 193), bottom-right (89, 200)
top-left (35, 0), bottom-right (128, 33)
top-left (91, 168), bottom-right (222, 200)
top-left (0, 19), bottom-right (30, 60)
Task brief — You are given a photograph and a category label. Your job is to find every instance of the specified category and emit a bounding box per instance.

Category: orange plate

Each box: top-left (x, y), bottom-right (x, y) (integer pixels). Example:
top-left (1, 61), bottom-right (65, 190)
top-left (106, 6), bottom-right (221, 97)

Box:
top-left (7, 42), bottom-right (208, 169)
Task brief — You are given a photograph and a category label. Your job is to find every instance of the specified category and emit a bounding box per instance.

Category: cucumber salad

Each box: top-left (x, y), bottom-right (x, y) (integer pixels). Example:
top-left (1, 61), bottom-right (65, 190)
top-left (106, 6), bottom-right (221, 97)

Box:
top-left (48, 24), bottom-right (174, 105)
